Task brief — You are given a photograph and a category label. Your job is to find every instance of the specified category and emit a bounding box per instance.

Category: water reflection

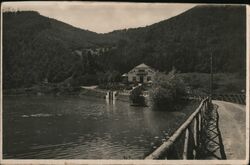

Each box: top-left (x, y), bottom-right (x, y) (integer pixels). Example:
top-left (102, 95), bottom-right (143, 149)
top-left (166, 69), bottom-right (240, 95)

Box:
top-left (105, 98), bottom-right (117, 113)
top-left (3, 95), bottom-right (191, 159)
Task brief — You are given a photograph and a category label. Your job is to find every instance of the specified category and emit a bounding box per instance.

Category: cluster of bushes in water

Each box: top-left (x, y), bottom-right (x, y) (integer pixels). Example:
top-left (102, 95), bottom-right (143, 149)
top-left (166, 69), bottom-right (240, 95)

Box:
top-left (129, 85), bottom-right (146, 106)
top-left (129, 68), bottom-right (187, 111)
top-left (149, 69), bottom-right (187, 111)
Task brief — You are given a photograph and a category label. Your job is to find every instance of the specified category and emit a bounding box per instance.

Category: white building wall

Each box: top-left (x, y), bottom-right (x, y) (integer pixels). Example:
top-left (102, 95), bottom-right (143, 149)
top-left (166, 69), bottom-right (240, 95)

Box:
top-left (128, 69), bottom-right (137, 82)
top-left (127, 67), bottom-right (155, 83)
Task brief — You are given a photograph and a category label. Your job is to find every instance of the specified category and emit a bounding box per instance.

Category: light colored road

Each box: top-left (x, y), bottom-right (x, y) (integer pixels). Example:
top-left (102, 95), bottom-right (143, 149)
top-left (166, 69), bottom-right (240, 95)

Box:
top-left (213, 100), bottom-right (246, 159)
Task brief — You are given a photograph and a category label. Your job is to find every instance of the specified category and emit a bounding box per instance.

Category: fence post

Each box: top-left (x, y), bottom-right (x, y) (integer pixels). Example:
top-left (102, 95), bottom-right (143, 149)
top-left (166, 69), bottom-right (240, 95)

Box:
top-left (183, 128), bottom-right (189, 159)
top-left (241, 95), bottom-right (244, 104)
top-left (193, 114), bottom-right (200, 159)
top-left (237, 94), bottom-right (242, 104)
top-left (201, 99), bottom-right (208, 156)
top-left (198, 112), bottom-right (201, 134)
top-left (193, 117), bottom-right (197, 159)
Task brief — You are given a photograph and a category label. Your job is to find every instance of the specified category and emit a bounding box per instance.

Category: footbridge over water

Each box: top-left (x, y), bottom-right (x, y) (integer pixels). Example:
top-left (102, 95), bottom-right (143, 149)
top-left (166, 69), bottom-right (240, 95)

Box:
top-left (145, 94), bottom-right (246, 160)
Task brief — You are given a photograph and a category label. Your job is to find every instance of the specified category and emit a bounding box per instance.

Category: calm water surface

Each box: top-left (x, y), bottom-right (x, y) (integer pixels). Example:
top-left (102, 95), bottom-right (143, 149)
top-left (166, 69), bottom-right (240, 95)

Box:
top-left (3, 95), bottom-right (194, 159)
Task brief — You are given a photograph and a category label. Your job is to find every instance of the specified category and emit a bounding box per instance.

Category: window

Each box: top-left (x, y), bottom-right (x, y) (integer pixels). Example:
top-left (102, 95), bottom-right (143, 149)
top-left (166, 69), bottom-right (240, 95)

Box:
top-left (133, 77), bottom-right (136, 81)
top-left (147, 76), bottom-right (151, 81)
top-left (138, 69), bottom-right (145, 72)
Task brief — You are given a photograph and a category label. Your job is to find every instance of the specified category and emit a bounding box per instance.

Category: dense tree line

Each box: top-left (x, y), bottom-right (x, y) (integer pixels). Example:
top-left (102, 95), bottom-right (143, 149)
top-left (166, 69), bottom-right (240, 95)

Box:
top-left (2, 5), bottom-right (246, 89)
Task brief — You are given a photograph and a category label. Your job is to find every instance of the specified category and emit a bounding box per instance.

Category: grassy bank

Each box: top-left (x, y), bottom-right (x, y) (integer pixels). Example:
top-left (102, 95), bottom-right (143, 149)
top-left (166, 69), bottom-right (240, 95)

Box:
top-left (179, 72), bottom-right (246, 95)
top-left (3, 72), bottom-right (245, 98)
top-left (79, 88), bottom-right (106, 98)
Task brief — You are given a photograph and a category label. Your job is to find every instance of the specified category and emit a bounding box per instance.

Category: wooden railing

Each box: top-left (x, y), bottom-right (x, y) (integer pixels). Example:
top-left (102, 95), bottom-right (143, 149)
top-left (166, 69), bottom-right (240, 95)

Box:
top-left (145, 97), bottom-right (210, 159)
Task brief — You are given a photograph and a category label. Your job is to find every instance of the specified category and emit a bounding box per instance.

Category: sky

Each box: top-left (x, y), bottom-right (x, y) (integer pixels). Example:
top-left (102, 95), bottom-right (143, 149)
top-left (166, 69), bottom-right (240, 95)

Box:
top-left (2, 2), bottom-right (196, 33)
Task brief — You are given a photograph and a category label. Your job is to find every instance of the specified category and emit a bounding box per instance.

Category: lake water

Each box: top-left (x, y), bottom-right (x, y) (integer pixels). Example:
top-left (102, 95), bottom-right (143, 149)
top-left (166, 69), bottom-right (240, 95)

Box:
top-left (3, 95), bottom-right (195, 159)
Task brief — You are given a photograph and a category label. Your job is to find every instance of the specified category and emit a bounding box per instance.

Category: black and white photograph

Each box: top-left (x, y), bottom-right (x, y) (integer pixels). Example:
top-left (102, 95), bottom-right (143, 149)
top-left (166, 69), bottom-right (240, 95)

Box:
top-left (0, 1), bottom-right (248, 164)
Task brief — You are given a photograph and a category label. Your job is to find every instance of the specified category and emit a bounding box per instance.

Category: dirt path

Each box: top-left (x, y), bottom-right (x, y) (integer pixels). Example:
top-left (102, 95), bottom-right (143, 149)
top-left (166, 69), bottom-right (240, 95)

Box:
top-left (213, 100), bottom-right (246, 159)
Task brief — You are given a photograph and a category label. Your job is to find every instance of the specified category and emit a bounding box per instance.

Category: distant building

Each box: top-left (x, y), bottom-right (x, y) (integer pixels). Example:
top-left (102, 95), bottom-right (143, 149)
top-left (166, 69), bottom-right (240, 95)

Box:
top-left (124, 63), bottom-right (156, 84)
top-left (121, 73), bottom-right (128, 84)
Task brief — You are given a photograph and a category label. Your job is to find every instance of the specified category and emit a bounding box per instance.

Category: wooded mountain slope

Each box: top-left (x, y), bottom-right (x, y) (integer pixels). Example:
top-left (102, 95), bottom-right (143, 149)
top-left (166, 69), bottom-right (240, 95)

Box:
top-left (101, 5), bottom-right (246, 74)
top-left (2, 5), bottom-right (246, 89)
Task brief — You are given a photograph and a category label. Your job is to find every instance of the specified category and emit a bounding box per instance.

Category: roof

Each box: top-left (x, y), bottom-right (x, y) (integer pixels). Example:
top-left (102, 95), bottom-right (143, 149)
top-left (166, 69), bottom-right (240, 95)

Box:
top-left (127, 63), bottom-right (156, 73)
top-left (135, 63), bottom-right (150, 68)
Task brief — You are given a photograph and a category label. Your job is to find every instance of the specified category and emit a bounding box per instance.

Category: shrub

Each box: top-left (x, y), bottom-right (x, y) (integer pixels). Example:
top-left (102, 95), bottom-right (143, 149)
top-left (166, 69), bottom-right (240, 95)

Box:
top-left (150, 69), bottom-right (187, 111)
top-left (97, 71), bottom-right (121, 84)
top-left (72, 74), bottom-right (99, 86)
top-left (129, 85), bottom-right (145, 106)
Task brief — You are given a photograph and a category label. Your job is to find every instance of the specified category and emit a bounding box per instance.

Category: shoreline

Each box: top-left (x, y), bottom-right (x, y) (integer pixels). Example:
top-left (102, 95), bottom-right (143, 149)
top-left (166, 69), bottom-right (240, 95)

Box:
top-left (2, 87), bottom-right (132, 103)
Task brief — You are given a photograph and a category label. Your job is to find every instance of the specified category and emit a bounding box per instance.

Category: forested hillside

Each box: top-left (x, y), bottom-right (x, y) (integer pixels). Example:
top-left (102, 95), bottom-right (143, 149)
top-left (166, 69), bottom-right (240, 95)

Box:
top-left (2, 11), bottom-right (115, 88)
top-left (2, 5), bottom-right (246, 89)
top-left (100, 5), bottom-right (246, 74)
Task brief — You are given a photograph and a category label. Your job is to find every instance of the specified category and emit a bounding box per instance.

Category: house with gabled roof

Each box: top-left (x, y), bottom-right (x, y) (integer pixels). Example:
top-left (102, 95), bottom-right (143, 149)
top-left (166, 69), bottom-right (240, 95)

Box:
top-left (123, 63), bottom-right (156, 84)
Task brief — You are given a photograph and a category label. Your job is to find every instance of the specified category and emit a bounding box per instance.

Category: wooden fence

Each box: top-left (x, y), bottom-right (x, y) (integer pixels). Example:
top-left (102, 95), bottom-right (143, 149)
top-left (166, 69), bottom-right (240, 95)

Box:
top-left (145, 97), bottom-right (210, 159)
top-left (212, 94), bottom-right (246, 104)
top-left (187, 94), bottom-right (246, 105)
